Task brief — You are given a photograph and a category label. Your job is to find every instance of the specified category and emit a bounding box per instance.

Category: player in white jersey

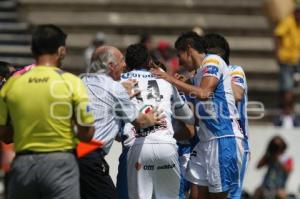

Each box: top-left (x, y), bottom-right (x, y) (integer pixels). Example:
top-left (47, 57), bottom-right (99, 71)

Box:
top-left (152, 31), bottom-right (244, 199)
top-left (118, 44), bottom-right (194, 199)
top-left (204, 33), bottom-right (250, 199)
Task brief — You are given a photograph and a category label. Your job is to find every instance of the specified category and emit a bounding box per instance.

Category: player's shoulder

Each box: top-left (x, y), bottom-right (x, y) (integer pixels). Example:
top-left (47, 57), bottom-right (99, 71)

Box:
top-left (60, 70), bottom-right (80, 81)
top-left (229, 64), bottom-right (246, 77)
top-left (202, 54), bottom-right (225, 67)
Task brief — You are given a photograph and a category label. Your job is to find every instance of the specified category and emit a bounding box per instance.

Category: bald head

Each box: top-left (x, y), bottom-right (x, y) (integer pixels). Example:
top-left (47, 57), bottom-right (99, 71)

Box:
top-left (88, 45), bottom-right (126, 80)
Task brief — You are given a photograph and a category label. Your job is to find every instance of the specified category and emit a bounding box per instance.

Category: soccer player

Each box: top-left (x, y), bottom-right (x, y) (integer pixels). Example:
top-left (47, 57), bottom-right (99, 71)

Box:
top-left (119, 43), bottom-right (194, 199)
top-left (0, 24), bottom-right (95, 199)
top-left (151, 31), bottom-right (244, 199)
top-left (204, 33), bottom-right (250, 199)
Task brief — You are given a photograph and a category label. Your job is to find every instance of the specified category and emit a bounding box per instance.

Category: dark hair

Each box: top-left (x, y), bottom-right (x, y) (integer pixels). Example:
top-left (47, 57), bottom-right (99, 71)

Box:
top-left (139, 33), bottom-right (151, 45)
top-left (125, 43), bottom-right (150, 70)
top-left (31, 24), bottom-right (67, 57)
top-left (175, 31), bottom-right (207, 53)
top-left (0, 61), bottom-right (13, 78)
top-left (267, 136), bottom-right (287, 155)
top-left (204, 33), bottom-right (230, 65)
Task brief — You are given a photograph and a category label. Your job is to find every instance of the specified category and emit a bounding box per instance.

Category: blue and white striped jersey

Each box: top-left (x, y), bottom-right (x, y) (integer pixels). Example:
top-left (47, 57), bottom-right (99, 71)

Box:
top-left (229, 64), bottom-right (249, 141)
top-left (193, 54), bottom-right (243, 142)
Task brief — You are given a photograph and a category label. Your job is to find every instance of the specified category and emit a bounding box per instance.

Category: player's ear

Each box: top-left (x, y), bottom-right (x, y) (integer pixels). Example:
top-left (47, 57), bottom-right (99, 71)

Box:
top-left (58, 46), bottom-right (67, 60)
top-left (186, 44), bottom-right (193, 57)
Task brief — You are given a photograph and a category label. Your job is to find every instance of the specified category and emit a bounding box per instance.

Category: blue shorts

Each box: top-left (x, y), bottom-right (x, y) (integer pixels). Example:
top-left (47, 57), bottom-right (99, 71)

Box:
top-left (116, 147), bottom-right (129, 199)
top-left (186, 137), bottom-right (249, 195)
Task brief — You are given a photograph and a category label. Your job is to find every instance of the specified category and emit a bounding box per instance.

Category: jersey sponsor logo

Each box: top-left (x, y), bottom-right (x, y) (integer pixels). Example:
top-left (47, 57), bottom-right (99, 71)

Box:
top-left (143, 165), bottom-right (155, 170)
top-left (135, 120), bottom-right (168, 138)
top-left (28, 77), bottom-right (49, 83)
top-left (157, 164), bottom-right (175, 170)
top-left (203, 65), bottom-right (219, 76)
top-left (203, 58), bottom-right (220, 66)
top-left (190, 150), bottom-right (197, 157)
top-left (139, 105), bottom-right (153, 114)
top-left (86, 105), bottom-right (92, 113)
top-left (121, 72), bottom-right (155, 79)
top-left (233, 76), bottom-right (244, 84)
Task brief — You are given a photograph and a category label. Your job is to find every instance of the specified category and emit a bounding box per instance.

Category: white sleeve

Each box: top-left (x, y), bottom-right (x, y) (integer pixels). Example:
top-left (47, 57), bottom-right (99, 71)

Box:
top-left (202, 56), bottom-right (223, 80)
top-left (171, 86), bottom-right (194, 124)
top-left (230, 66), bottom-right (246, 90)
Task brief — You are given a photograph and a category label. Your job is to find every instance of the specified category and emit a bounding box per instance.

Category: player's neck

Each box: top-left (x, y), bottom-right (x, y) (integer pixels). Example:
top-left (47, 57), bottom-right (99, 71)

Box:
top-left (193, 53), bottom-right (205, 70)
top-left (35, 55), bottom-right (61, 68)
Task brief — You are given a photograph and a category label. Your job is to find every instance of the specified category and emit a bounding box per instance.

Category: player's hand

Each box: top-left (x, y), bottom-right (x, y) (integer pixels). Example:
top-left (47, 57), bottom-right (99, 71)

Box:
top-left (150, 68), bottom-right (174, 83)
top-left (121, 79), bottom-right (141, 98)
top-left (142, 107), bottom-right (165, 128)
top-left (174, 73), bottom-right (188, 82)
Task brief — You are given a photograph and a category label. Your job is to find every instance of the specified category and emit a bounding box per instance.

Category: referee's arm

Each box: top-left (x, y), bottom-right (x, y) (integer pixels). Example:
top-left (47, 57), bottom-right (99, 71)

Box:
top-left (73, 78), bottom-right (95, 142)
top-left (0, 97), bottom-right (13, 143)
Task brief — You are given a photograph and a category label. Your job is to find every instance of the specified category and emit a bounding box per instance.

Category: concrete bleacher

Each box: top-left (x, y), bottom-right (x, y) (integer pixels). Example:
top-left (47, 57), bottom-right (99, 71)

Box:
top-left (7, 0), bottom-right (298, 122)
top-left (0, 0), bottom-right (30, 68)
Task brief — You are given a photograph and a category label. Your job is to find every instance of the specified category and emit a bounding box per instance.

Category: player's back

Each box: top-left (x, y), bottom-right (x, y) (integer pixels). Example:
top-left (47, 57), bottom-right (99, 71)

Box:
top-left (121, 69), bottom-right (178, 146)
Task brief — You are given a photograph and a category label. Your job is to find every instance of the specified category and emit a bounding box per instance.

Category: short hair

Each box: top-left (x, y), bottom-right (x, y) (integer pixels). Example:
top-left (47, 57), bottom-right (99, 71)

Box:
top-left (174, 31), bottom-right (207, 53)
top-left (31, 24), bottom-right (67, 58)
top-left (125, 43), bottom-right (150, 70)
top-left (88, 47), bottom-right (116, 73)
top-left (204, 33), bottom-right (230, 65)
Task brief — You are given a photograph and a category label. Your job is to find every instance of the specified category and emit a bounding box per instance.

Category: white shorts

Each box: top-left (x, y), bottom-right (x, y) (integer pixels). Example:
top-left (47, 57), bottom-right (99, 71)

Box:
top-left (127, 143), bottom-right (180, 199)
top-left (185, 137), bottom-right (249, 194)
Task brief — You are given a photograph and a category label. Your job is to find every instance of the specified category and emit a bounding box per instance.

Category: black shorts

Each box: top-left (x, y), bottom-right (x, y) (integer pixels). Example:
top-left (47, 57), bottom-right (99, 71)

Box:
top-left (78, 149), bottom-right (117, 199)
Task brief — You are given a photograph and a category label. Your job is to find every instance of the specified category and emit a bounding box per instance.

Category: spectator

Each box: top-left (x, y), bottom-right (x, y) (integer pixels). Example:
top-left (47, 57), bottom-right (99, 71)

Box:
top-left (139, 33), bottom-right (153, 51)
top-left (0, 24), bottom-right (95, 199)
top-left (0, 61), bottom-right (16, 89)
top-left (254, 136), bottom-right (293, 199)
top-left (84, 32), bottom-right (106, 67)
top-left (155, 40), bottom-right (179, 75)
top-left (274, 4), bottom-right (300, 128)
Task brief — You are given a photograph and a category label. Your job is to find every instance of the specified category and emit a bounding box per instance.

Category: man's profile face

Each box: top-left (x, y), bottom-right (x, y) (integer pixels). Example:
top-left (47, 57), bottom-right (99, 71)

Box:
top-left (177, 49), bottom-right (194, 72)
top-left (112, 51), bottom-right (126, 80)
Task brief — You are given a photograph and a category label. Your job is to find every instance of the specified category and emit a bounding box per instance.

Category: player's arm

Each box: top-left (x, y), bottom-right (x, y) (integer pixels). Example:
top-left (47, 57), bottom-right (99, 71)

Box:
top-left (0, 97), bottom-right (13, 144)
top-left (232, 84), bottom-right (244, 102)
top-left (173, 120), bottom-right (195, 141)
top-left (151, 66), bottom-right (219, 100)
top-left (231, 69), bottom-right (246, 102)
top-left (73, 78), bottom-right (95, 142)
top-left (152, 68), bottom-right (217, 100)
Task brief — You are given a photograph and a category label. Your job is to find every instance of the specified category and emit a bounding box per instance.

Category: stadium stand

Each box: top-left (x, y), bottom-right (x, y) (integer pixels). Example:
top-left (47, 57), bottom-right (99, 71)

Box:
top-left (2, 0), bottom-right (298, 123)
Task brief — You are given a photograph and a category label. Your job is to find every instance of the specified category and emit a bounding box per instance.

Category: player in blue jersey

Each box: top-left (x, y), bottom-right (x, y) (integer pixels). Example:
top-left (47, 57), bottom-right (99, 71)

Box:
top-left (151, 31), bottom-right (245, 199)
top-left (204, 33), bottom-right (250, 199)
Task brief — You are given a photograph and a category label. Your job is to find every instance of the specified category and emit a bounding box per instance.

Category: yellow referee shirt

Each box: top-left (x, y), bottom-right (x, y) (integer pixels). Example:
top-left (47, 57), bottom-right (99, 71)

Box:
top-left (0, 66), bottom-right (94, 152)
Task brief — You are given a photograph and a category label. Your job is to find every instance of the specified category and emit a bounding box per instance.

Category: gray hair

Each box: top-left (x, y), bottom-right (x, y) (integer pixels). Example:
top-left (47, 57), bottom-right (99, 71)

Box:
top-left (87, 48), bottom-right (116, 74)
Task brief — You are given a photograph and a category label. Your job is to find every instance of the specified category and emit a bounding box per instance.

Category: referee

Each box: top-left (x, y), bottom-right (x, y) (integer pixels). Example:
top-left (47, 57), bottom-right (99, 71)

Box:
top-left (0, 24), bottom-right (95, 199)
